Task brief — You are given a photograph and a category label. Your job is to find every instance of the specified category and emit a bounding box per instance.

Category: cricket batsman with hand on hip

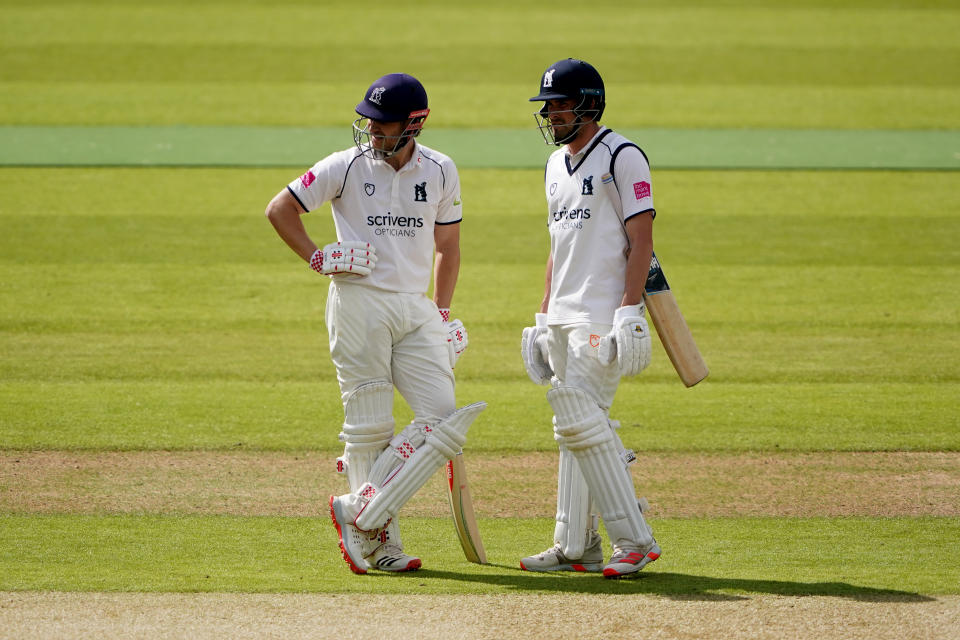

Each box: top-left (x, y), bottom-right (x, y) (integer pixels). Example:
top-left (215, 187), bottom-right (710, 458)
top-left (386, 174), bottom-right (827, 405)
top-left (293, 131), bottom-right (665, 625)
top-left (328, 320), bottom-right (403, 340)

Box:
top-left (520, 58), bottom-right (661, 578)
top-left (265, 73), bottom-right (483, 574)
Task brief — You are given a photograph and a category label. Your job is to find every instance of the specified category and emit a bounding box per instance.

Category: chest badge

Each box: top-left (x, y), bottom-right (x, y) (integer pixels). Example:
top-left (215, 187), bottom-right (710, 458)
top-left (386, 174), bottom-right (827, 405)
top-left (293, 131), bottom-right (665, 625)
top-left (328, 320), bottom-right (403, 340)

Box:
top-left (414, 181), bottom-right (427, 202)
top-left (549, 182), bottom-right (557, 196)
top-left (582, 175), bottom-right (594, 196)
top-left (364, 183), bottom-right (375, 196)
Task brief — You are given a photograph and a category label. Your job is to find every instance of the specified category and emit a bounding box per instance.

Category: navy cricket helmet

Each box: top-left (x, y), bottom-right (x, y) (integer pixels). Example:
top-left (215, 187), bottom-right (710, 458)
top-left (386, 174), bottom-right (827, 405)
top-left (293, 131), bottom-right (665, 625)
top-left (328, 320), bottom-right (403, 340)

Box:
top-left (353, 73), bottom-right (430, 159)
top-left (530, 59), bottom-right (605, 145)
top-left (356, 73), bottom-right (428, 122)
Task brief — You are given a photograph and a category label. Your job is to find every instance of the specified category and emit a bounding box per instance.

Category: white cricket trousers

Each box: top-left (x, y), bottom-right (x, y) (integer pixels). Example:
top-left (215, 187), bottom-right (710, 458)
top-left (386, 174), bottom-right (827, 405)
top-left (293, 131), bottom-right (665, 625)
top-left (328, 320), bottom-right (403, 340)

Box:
top-left (547, 323), bottom-right (620, 409)
top-left (325, 280), bottom-right (456, 423)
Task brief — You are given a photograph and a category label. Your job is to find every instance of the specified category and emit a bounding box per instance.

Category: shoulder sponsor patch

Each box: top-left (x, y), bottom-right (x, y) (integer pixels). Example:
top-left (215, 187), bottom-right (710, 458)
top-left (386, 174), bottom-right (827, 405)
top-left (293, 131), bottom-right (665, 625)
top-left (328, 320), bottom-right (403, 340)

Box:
top-left (633, 181), bottom-right (651, 200)
top-left (300, 171), bottom-right (315, 188)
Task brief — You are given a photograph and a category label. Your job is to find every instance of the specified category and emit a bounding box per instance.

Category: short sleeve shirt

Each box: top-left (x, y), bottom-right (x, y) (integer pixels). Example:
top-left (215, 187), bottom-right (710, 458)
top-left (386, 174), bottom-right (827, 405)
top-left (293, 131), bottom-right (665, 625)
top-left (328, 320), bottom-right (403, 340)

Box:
top-left (544, 127), bottom-right (655, 324)
top-left (287, 142), bottom-right (462, 294)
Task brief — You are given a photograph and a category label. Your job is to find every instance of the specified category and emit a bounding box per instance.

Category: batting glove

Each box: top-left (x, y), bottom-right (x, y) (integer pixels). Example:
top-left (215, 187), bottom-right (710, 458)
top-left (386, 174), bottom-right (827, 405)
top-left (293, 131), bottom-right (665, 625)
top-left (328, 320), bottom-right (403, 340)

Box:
top-left (521, 313), bottom-right (553, 385)
top-left (439, 308), bottom-right (468, 364)
top-left (309, 241), bottom-right (377, 277)
top-left (598, 303), bottom-right (652, 377)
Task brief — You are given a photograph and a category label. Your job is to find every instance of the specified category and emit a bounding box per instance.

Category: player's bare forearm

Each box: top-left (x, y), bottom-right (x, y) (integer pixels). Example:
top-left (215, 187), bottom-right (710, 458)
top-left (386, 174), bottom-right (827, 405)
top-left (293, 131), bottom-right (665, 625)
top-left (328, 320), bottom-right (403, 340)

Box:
top-left (433, 223), bottom-right (461, 309)
top-left (540, 252), bottom-right (553, 313)
top-left (265, 189), bottom-right (317, 262)
top-left (622, 212), bottom-right (654, 306)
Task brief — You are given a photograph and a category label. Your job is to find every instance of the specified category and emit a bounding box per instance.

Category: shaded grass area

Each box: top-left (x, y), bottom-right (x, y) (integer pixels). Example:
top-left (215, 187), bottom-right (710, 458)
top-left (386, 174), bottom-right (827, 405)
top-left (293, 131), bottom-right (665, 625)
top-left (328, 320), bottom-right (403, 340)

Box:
top-left (0, 514), bottom-right (955, 596)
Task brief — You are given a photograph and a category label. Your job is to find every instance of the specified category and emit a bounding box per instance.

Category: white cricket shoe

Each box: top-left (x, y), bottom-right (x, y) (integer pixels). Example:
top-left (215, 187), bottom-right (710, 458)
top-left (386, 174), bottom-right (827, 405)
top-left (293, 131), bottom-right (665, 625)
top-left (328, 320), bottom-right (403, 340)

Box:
top-left (602, 540), bottom-right (661, 579)
top-left (369, 542), bottom-right (422, 572)
top-left (363, 522), bottom-right (421, 572)
top-left (329, 495), bottom-right (369, 575)
top-left (520, 533), bottom-right (603, 573)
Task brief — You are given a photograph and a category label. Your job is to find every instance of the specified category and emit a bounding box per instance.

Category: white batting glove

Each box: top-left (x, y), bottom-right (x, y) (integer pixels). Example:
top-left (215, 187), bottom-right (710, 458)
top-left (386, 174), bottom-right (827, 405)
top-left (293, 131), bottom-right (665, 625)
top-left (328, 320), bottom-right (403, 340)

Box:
top-left (309, 241), bottom-right (377, 277)
top-left (598, 304), bottom-right (652, 377)
top-left (521, 313), bottom-right (553, 385)
top-left (439, 308), bottom-right (468, 364)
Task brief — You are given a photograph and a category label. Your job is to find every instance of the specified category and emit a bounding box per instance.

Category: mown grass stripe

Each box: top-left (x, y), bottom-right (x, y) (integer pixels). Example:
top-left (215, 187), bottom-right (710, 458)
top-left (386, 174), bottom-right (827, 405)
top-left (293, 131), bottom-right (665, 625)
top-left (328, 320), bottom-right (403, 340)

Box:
top-left (1, 126), bottom-right (958, 169)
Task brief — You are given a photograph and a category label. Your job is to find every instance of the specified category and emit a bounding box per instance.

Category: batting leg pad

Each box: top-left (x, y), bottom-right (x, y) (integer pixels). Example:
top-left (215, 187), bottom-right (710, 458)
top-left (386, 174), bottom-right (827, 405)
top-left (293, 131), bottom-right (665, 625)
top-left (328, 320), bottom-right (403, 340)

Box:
top-left (336, 380), bottom-right (395, 492)
top-left (548, 386), bottom-right (653, 549)
top-left (554, 445), bottom-right (596, 559)
top-left (350, 401), bottom-right (487, 532)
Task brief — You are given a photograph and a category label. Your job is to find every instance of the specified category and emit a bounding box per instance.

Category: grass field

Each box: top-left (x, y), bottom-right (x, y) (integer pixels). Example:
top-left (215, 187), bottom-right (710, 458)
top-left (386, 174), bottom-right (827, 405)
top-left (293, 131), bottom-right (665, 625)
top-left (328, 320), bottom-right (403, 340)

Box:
top-left (1, 1), bottom-right (959, 638)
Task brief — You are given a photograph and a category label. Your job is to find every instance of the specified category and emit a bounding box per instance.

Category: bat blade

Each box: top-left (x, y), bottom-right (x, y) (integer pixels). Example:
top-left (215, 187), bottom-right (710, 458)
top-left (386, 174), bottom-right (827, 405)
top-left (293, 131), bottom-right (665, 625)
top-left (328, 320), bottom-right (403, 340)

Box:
top-left (643, 253), bottom-right (708, 387)
top-left (446, 452), bottom-right (487, 564)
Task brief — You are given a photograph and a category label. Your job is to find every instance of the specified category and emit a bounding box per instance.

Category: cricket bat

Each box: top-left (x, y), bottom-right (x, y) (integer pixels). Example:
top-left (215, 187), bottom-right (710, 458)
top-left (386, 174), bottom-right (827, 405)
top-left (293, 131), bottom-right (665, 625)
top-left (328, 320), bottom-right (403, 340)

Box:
top-left (643, 252), bottom-right (709, 387)
top-left (445, 452), bottom-right (487, 564)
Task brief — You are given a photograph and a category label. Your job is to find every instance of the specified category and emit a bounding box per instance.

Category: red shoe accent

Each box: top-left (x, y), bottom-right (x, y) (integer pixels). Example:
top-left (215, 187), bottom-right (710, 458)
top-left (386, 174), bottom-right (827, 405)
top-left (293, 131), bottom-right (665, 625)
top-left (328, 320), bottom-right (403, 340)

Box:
top-left (329, 496), bottom-right (367, 575)
top-left (602, 548), bottom-right (661, 577)
top-left (403, 558), bottom-right (422, 571)
top-left (572, 564), bottom-right (586, 572)
top-left (520, 561), bottom-right (528, 571)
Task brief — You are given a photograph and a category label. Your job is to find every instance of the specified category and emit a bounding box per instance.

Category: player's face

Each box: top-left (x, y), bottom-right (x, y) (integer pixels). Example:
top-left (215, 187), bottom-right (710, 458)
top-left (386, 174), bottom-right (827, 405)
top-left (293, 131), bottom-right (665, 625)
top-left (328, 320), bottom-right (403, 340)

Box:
top-left (366, 118), bottom-right (407, 151)
top-left (543, 98), bottom-right (579, 139)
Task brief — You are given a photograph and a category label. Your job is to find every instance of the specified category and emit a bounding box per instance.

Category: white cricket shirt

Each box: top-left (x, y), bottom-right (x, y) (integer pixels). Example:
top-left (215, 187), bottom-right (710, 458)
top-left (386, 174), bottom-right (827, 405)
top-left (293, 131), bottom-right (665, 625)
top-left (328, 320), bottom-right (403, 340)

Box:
top-left (544, 127), bottom-right (656, 324)
top-left (287, 141), bottom-right (463, 294)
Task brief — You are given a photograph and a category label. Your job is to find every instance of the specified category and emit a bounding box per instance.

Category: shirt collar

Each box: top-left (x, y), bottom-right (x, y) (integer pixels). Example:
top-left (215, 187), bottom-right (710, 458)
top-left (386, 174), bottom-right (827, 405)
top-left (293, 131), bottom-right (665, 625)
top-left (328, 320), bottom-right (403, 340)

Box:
top-left (566, 126), bottom-right (608, 161)
top-left (397, 140), bottom-right (422, 173)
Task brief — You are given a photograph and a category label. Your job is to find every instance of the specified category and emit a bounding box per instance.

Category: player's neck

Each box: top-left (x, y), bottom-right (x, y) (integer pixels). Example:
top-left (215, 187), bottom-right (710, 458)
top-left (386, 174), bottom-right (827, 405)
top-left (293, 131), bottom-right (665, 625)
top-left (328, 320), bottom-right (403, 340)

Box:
top-left (385, 140), bottom-right (416, 171)
top-left (565, 122), bottom-right (601, 156)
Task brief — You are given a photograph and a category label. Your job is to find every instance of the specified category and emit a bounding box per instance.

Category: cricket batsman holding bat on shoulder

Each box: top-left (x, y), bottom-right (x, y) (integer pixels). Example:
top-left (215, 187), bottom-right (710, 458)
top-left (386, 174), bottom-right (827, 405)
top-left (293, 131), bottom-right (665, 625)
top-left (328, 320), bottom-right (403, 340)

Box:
top-left (265, 73), bottom-right (484, 574)
top-left (520, 58), bottom-right (661, 578)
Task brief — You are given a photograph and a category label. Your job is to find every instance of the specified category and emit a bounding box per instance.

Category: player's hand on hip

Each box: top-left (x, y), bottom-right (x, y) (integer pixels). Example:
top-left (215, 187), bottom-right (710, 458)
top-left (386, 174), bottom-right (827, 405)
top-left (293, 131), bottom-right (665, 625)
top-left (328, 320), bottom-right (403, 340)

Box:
top-left (309, 241), bottom-right (377, 277)
top-left (439, 309), bottom-right (468, 365)
top-left (521, 313), bottom-right (553, 385)
top-left (600, 304), bottom-right (652, 377)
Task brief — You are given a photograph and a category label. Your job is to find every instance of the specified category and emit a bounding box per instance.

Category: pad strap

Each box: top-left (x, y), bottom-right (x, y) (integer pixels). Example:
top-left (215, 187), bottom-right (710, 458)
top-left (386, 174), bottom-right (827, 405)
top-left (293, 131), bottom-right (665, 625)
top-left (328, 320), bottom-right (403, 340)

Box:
top-left (352, 402), bottom-right (486, 531)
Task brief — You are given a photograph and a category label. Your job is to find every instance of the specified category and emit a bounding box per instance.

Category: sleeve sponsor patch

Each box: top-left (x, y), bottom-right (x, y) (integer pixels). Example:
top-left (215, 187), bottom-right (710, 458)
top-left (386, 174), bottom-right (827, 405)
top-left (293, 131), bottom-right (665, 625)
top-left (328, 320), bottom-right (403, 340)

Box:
top-left (633, 181), bottom-right (651, 200)
top-left (300, 171), bottom-right (316, 188)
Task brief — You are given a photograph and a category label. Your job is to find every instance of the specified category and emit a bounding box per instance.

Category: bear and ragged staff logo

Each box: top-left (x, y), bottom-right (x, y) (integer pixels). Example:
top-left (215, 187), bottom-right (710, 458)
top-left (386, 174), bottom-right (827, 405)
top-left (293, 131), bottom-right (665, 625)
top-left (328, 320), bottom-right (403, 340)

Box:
top-left (582, 175), bottom-right (594, 195)
top-left (414, 181), bottom-right (427, 202)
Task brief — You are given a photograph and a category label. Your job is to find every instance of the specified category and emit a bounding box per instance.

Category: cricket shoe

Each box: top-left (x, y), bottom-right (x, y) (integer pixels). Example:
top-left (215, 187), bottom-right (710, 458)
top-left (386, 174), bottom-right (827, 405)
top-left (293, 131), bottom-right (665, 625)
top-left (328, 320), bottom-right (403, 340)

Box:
top-left (602, 540), bottom-right (661, 579)
top-left (329, 495), bottom-right (370, 575)
top-left (520, 533), bottom-right (603, 573)
top-left (368, 542), bottom-right (422, 572)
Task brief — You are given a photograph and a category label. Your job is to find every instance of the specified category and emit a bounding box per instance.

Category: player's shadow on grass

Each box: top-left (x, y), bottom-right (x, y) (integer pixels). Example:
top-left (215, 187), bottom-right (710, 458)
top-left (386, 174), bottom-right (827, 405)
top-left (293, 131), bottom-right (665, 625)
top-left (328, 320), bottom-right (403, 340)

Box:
top-left (413, 567), bottom-right (934, 602)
